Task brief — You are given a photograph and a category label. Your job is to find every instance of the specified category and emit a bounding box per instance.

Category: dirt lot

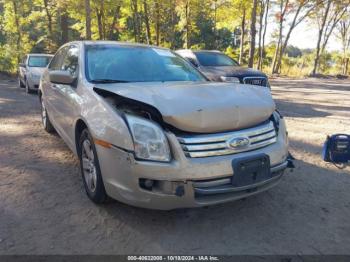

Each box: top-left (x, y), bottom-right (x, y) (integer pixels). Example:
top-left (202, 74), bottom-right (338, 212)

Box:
top-left (0, 76), bottom-right (350, 255)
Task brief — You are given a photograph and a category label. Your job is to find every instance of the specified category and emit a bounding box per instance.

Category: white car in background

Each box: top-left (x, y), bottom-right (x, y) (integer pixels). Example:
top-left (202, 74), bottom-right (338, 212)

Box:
top-left (18, 54), bottom-right (53, 93)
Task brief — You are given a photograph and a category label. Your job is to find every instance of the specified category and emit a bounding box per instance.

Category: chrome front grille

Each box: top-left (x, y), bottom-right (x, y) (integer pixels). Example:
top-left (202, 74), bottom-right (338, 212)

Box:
top-left (243, 77), bottom-right (267, 87)
top-left (177, 121), bottom-right (277, 158)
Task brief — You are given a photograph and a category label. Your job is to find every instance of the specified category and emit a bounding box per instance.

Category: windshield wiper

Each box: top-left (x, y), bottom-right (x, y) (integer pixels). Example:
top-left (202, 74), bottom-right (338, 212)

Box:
top-left (90, 79), bottom-right (130, 83)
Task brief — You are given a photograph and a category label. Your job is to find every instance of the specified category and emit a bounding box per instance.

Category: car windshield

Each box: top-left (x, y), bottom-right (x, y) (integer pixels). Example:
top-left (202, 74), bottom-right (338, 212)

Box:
top-left (85, 45), bottom-right (206, 83)
top-left (28, 56), bottom-right (51, 67)
top-left (195, 52), bottom-right (239, 67)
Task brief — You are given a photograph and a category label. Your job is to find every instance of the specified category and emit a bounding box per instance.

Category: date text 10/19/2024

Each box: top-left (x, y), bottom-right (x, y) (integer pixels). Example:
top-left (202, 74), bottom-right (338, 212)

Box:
top-left (127, 256), bottom-right (220, 261)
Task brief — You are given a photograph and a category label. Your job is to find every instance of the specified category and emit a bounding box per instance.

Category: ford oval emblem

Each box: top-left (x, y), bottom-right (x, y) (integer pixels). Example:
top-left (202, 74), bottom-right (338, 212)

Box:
top-left (228, 137), bottom-right (250, 149)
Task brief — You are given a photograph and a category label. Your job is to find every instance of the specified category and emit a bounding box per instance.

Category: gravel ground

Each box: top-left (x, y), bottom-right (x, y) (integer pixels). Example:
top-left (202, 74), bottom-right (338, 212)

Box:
top-left (0, 76), bottom-right (349, 255)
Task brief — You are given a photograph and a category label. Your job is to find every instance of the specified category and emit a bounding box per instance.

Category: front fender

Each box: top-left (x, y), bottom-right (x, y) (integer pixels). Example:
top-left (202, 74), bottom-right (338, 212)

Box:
top-left (79, 87), bottom-right (134, 152)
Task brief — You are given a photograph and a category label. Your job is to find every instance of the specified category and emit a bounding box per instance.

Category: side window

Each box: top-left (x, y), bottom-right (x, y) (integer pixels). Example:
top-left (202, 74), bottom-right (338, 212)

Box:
top-left (49, 47), bottom-right (68, 70)
top-left (60, 45), bottom-right (79, 76)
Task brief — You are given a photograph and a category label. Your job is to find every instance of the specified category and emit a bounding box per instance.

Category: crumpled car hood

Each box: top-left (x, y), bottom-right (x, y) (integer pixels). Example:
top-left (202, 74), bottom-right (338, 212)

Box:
top-left (94, 81), bottom-right (275, 133)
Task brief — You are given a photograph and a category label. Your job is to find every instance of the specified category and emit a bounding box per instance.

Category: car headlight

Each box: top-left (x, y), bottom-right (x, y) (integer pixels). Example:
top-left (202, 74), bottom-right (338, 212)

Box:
top-left (220, 76), bottom-right (240, 83)
top-left (125, 114), bottom-right (171, 162)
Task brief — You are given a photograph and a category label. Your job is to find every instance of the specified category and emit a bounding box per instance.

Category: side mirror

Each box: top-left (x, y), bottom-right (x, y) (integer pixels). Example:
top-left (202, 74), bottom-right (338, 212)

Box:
top-left (19, 63), bottom-right (26, 68)
top-left (49, 70), bottom-right (76, 85)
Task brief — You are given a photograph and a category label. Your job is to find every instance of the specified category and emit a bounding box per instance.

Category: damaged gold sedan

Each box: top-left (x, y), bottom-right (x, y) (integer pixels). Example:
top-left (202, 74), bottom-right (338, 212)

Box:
top-left (39, 41), bottom-right (291, 210)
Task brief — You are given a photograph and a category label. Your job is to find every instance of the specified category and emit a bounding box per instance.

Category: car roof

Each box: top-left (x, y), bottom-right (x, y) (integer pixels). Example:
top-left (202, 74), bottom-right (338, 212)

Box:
top-left (176, 49), bottom-right (221, 54)
top-left (175, 49), bottom-right (197, 58)
top-left (27, 53), bottom-right (54, 57)
top-left (193, 50), bottom-right (222, 54)
top-left (66, 40), bottom-right (170, 50)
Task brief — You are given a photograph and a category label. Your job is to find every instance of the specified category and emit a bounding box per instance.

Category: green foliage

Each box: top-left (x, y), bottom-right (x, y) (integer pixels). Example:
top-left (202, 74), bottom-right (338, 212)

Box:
top-left (224, 46), bottom-right (240, 62)
top-left (0, 0), bottom-right (347, 77)
top-left (279, 55), bottom-right (312, 77)
top-left (0, 44), bottom-right (16, 72)
top-left (285, 45), bottom-right (302, 58)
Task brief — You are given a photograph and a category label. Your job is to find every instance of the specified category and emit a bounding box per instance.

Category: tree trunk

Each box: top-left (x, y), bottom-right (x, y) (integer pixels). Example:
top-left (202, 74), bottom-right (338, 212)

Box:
top-left (271, 37), bottom-right (281, 73)
top-left (60, 10), bottom-right (69, 44)
top-left (275, 3), bottom-right (303, 73)
top-left (272, 2), bottom-right (283, 73)
top-left (272, 0), bottom-right (289, 74)
top-left (96, 8), bottom-right (103, 40)
top-left (109, 5), bottom-right (121, 40)
top-left (312, 0), bottom-right (331, 76)
top-left (101, 1), bottom-right (106, 40)
top-left (248, 0), bottom-right (258, 68)
top-left (344, 58), bottom-right (349, 75)
top-left (185, 0), bottom-right (190, 49)
top-left (43, 0), bottom-right (54, 48)
top-left (213, 0), bottom-right (217, 48)
top-left (281, 5), bottom-right (302, 53)
top-left (170, 1), bottom-right (176, 49)
top-left (260, 0), bottom-right (269, 70)
top-left (338, 20), bottom-right (350, 75)
top-left (272, 19), bottom-right (283, 74)
top-left (257, 0), bottom-right (265, 70)
top-left (11, 0), bottom-right (21, 65)
top-left (155, 0), bottom-right (160, 45)
top-left (143, 0), bottom-right (152, 44)
top-left (131, 0), bottom-right (140, 42)
top-left (321, 9), bottom-right (346, 54)
top-left (239, 8), bottom-right (246, 65)
top-left (96, 0), bottom-right (106, 40)
top-left (85, 0), bottom-right (92, 40)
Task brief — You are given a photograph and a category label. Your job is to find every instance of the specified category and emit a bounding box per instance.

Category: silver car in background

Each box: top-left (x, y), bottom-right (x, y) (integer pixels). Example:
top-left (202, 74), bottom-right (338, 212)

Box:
top-left (19, 54), bottom-right (53, 93)
top-left (39, 41), bottom-right (291, 210)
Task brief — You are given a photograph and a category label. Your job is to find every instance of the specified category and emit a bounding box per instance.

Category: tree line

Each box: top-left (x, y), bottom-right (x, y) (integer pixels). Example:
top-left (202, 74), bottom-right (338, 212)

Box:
top-left (0, 0), bottom-right (349, 76)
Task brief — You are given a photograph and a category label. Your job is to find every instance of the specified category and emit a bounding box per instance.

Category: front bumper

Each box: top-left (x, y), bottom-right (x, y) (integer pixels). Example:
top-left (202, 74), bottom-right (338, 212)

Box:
top-left (27, 76), bottom-right (40, 89)
top-left (95, 120), bottom-right (289, 210)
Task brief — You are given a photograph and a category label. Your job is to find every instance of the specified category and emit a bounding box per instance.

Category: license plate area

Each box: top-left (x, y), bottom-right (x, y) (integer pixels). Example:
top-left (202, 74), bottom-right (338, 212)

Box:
top-left (232, 154), bottom-right (271, 187)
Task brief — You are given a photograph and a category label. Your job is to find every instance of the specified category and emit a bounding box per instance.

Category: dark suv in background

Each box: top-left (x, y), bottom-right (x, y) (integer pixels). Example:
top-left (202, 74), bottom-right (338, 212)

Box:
top-left (176, 50), bottom-right (270, 88)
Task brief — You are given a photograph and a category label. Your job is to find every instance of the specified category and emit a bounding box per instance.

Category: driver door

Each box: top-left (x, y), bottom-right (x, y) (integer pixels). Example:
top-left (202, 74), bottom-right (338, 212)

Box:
top-left (49, 45), bottom-right (80, 150)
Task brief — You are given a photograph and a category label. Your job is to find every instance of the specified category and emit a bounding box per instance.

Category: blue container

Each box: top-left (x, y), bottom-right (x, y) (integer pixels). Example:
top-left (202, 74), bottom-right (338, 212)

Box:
top-left (323, 134), bottom-right (350, 163)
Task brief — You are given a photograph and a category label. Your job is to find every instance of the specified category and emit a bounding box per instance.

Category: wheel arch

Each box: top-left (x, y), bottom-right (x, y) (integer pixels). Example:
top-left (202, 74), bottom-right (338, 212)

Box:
top-left (38, 89), bottom-right (42, 100)
top-left (75, 118), bottom-right (88, 156)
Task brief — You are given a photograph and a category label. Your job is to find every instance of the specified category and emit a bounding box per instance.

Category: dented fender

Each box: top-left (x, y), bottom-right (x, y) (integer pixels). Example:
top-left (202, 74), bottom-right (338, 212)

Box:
top-left (78, 83), bottom-right (135, 151)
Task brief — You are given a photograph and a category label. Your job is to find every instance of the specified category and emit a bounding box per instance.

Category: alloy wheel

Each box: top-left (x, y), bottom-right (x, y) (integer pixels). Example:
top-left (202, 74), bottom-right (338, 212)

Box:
top-left (25, 80), bottom-right (29, 93)
top-left (81, 139), bottom-right (97, 193)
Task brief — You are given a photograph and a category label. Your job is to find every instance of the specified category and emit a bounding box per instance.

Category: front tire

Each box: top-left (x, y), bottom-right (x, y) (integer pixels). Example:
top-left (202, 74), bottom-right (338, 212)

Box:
top-left (41, 99), bottom-right (55, 133)
top-left (79, 129), bottom-right (108, 204)
top-left (25, 79), bottom-right (33, 94)
top-left (18, 78), bottom-right (25, 88)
